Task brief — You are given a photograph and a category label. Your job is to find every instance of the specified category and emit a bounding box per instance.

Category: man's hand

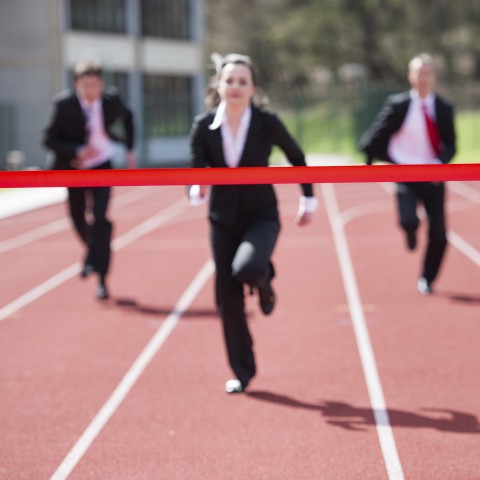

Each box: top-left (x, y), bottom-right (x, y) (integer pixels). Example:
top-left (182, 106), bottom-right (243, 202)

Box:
top-left (126, 151), bottom-right (137, 169)
top-left (70, 145), bottom-right (100, 169)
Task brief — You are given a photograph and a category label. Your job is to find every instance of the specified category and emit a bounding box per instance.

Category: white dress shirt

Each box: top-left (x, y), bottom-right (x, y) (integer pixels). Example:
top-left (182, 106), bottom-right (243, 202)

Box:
top-left (210, 101), bottom-right (251, 168)
top-left (388, 91), bottom-right (440, 165)
top-left (189, 101), bottom-right (317, 214)
top-left (79, 96), bottom-right (115, 169)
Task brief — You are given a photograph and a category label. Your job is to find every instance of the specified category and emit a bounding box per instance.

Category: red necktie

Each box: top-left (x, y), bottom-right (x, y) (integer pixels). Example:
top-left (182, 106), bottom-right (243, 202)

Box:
top-left (421, 103), bottom-right (441, 157)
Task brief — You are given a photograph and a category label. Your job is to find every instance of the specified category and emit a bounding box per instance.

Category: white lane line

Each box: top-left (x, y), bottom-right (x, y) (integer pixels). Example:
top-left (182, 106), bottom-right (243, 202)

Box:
top-left (49, 258), bottom-right (214, 480)
top-left (339, 201), bottom-right (390, 228)
top-left (322, 183), bottom-right (404, 480)
top-left (448, 230), bottom-right (480, 267)
top-left (378, 182), bottom-right (395, 195)
top-left (448, 181), bottom-right (480, 205)
top-left (446, 182), bottom-right (480, 264)
top-left (0, 198), bottom-right (189, 323)
top-left (111, 199), bottom-right (187, 251)
top-left (379, 181), bottom-right (480, 268)
top-left (0, 264), bottom-right (82, 322)
top-left (0, 186), bottom-right (171, 255)
top-left (0, 219), bottom-right (69, 254)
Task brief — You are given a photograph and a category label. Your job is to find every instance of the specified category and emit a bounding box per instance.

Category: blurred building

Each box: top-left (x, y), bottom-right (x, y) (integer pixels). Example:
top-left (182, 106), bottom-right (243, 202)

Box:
top-left (0, 0), bottom-right (205, 169)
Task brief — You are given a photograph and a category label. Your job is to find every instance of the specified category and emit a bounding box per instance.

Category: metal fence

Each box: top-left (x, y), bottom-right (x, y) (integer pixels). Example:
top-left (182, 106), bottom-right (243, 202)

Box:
top-left (270, 80), bottom-right (480, 161)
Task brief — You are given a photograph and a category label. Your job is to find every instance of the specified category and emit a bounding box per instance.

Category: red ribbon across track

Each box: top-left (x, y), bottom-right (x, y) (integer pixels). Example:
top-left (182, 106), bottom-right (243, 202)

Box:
top-left (1, 164), bottom-right (480, 188)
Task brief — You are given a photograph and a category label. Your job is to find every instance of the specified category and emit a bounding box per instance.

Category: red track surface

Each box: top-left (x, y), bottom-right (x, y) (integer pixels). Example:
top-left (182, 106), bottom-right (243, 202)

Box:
top-left (1, 182), bottom-right (479, 479)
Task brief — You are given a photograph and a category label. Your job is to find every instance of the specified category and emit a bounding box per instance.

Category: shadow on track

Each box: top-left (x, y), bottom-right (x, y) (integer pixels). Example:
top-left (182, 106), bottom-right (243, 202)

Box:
top-left (246, 391), bottom-right (480, 434)
top-left (111, 297), bottom-right (218, 319)
top-left (434, 290), bottom-right (480, 305)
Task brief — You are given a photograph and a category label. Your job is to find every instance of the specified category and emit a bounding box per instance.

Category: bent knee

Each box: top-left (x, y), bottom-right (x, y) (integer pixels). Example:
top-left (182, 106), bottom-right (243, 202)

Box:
top-left (233, 262), bottom-right (266, 287)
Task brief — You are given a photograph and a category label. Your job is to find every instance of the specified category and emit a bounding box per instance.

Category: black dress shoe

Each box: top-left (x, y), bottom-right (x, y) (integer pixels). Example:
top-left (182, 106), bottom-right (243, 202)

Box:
top-left (258, 282), bottom-right (275, 316)
top-left (80, 262), bottom-right (94, 279)
top-left (406, 230), bottom-right (417, 251)
top-left (96, 281), bottom-right (109, 300)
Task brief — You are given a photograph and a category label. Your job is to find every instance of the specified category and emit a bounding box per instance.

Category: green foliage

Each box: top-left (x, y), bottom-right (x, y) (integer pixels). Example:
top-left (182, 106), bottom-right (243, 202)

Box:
top-left (279, 103), bottom-right (357, 156)
top-left (207, 0), bottom-right (480, 88)
top-left (455, 110), bottom-right (480, 163)
top-left (279, 104), bottom-right (480, 164)
top-left (207, 0), bottom-right (480, 165)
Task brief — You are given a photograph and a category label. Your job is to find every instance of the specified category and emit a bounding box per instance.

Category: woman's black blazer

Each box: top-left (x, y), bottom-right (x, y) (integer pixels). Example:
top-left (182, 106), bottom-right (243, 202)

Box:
top-left (189, 105), bottom-right (313, 228)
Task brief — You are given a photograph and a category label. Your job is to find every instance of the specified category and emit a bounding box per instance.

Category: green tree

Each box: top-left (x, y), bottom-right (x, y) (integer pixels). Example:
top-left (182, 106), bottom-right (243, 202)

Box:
top-left (206, 0), bottom-right (480, 88)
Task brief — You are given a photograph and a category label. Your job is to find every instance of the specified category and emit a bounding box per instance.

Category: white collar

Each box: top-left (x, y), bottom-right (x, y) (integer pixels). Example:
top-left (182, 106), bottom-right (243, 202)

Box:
top-left (77, 93), bottom-right (101, 111)
top-left (410, 90), bottom-right (435, 107)
top-left (209, 102), bottom-right (252, 130)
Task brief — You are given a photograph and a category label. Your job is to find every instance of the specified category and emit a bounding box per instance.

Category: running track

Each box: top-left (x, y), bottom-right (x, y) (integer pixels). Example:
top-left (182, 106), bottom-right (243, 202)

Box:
top-left (1, 179), bottom-right (479, 479)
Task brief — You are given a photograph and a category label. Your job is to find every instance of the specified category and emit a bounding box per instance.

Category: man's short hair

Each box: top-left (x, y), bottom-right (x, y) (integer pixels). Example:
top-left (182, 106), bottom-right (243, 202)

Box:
top-left (409, 53), bottom-right (434, 72)
top-left (74, 60), bottom-right (103, 80)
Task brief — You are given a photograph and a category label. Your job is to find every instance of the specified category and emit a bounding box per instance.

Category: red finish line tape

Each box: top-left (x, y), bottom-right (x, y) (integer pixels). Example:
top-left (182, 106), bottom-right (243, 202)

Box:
top-left (1, 164), bottom-right (479, 188)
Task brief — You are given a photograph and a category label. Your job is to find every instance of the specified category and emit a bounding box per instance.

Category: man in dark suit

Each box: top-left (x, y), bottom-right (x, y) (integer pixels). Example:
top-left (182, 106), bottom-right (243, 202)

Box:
top-left (359, 53), bottom-right (456, 295)
top-left (43, 60), bottom-right (136, 299)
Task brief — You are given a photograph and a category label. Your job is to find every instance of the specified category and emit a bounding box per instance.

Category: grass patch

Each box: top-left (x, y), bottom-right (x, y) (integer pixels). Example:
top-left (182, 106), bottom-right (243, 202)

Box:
top-left (454, 110), bottom-right (480, 164)
top-left (278, 104), bottom-right (480, 164)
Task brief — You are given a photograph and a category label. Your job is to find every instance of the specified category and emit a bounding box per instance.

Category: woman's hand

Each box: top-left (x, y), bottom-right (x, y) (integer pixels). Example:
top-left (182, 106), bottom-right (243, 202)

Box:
top-left (188, 185), bottom-right (209, 206)
top-left (295, 196), bottom-right (318, 226)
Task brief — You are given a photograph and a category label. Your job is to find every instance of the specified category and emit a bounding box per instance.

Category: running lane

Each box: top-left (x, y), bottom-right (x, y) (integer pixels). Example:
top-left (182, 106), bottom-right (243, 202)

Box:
top-left (1, 184), bottom-right (391, 479)
top-left (328, 181), bottom-right (480, 480)
top-left (0, 186), bottom-right (208, 478)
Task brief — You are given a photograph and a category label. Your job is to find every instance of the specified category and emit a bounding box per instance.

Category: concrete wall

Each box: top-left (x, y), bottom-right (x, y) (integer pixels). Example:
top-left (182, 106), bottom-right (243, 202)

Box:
top-left (0, 0), bottom-right (205, 169)
top-left (0, 0), bottom-right (59, 168)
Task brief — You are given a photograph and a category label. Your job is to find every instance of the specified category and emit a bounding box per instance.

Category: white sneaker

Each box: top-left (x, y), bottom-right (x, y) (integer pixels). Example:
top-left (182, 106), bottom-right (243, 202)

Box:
top-left (417, 277), bottom-right (432, 295)
top-left (225, 379), bottom-right (244, 394)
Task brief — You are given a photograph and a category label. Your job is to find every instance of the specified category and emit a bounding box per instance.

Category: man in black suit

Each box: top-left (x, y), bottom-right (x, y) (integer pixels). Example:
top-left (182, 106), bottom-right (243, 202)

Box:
top-left (359, 53), bottom-right (456, 295)
top-left (43, 60), bottom-right (136, 299)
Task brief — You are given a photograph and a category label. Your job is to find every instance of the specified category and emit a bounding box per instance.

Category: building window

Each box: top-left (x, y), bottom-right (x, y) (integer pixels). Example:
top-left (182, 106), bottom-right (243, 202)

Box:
top-left (70, 0), bottom-right (127, 33)
top-left (141, 0), bottom-right (191, 39)
top-left (103, 71), bottom-right (130, 101)
top-left (143, 75), bottom-right (193, 137)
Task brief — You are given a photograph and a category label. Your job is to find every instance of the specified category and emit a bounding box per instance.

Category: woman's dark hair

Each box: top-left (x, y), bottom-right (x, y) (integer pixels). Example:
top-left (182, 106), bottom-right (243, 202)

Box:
top-left (205, 53), bottom-right (268, 109)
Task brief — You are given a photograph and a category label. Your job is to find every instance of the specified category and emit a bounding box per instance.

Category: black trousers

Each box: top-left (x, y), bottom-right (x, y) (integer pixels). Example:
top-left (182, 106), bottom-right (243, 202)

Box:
top-left (211, 218), bottom-right (280, 387)
top-left (396, 181), bottom-right (447, 283)
top-left (67, 164), bottom-right (113, 279)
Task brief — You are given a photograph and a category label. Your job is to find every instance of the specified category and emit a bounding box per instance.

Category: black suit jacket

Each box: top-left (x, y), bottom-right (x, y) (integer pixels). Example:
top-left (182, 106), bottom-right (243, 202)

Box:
top-left (189, 106), bottom-right (314, 228)
top-left (43, 88), bottom-right (134, 170)
top-left (359, 91), bottom-right (456, 165)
